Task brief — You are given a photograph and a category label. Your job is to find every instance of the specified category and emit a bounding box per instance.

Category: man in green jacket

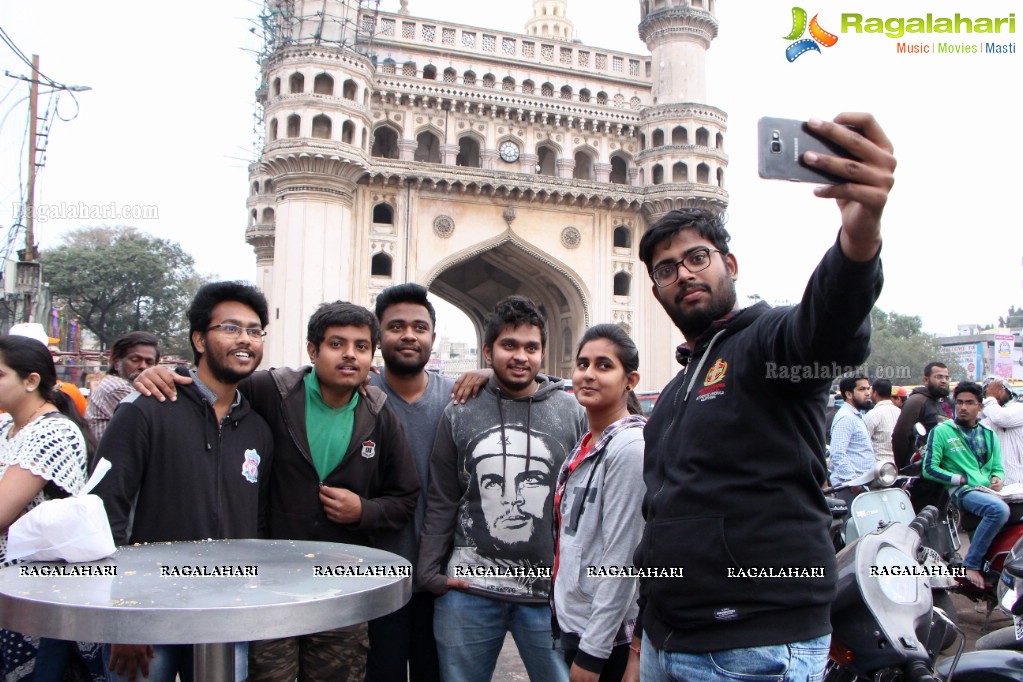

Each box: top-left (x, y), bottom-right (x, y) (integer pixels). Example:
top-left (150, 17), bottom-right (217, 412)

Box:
top-left (923, 381), bottom-right (1005, 589)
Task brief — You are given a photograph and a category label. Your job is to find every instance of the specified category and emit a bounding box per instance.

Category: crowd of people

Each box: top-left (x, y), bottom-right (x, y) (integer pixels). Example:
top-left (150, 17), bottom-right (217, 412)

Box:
top-left (2, 113), bottom-right (1013, 682)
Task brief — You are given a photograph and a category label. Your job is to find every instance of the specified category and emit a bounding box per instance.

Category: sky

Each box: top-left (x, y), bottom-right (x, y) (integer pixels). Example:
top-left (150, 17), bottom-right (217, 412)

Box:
top-left (0, 0), bottom-right (1020, 344)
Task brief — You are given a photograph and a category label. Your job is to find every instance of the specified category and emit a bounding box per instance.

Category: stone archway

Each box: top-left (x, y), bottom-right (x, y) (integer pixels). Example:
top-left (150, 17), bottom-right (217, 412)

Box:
top-left (426, 238), bottom-right (589, 380)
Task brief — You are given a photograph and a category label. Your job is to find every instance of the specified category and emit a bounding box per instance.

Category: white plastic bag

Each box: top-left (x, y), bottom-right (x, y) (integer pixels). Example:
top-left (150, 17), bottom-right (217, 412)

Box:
top-left (6, 458), bottom-right (116, 563)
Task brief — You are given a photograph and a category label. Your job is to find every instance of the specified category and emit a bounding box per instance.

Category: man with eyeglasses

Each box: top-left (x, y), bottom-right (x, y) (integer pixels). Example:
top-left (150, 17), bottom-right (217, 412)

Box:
top-left (892, 361), bottom-right (953, 471)
top-left (632, 114), bottom-right (894, 681)
top-left (95, 281), bottom-right (274, 682)
top-left (923, 381), bottom-right (1005, 589)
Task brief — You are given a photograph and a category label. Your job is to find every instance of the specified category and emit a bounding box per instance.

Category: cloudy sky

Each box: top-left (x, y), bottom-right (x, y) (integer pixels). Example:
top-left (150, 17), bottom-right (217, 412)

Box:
top-left (1, 0), bottom-right (1019, 342)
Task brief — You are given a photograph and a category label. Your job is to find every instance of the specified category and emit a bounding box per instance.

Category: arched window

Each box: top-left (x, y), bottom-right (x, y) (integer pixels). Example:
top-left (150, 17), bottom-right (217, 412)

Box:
top-left (311, 114), bottom-right (331, 139)
top-left (286, 114), bottom-right (301, 138)
top-left (272, 77), bottom-right (281, 97)
top-left (717, 167), bottom-right (725, 188)
top-left (313, 73), bottom-right (334, 95)
top-left (716, 132), bottom-right (724, 150)
top-left (696, 127), bottom-right (710, 146)
top-left (342, 120), bottom-right (355, 144)
top-left (261, 207), bottom-right (275, 224)
top-left (268, 119), bottom-right (278, 141)
top-left (381, 59), bottom-right (396, 75)
top-left (423, 65), bottom-right (437, 80)
top-left (560, 85), bottom-right (573, 100)
top-left (250, 209), bottom-right (257, 225)
top-left (342, 79), bottom-right (357, 100)
top-left (579, 88), bottom-right (591, 103)
top-left (371, 125), bottom-right (400, 159)
top-left (697, 162), bottom-right (710, 184)
top-left (613, 226), bottom-right (631, 248)
top-left (371, 253), bottom-right (393, 278)
top-left (537, 145), bottom-right (557, 176)
top-left (415, 131), bottom-right (441, 163)
top-left (443, 68), bottom-right (457, 84)
top-left (613, 272), bottom-right (631, 297)
top-left (541, 82), bottom-right (554, 97)
top-left (652, 129), bottom-right (664, 147)
top-left (522, 79), bottom-right (535, 95)
top-left (463, 70), bottom-right (476, 86)
top-left (596, 91), bottom-right (608, 105)
top-left (265, 178), bottom-right (273, 193)
top-left (672, 126), bottom-right (688, 144)
top-left (402, 62), bottom-right (417, 77)
top-left (672, 162), bottom-right (688, 183)
top-left (573, 151), bottom-right (594, 180)
top-left (456, 136), bottom-right (481, 167)
top-left (609, 156), bottom-right (629, 184)
top-left (252, 181), bottom-right (260, 194)
top-left (652, 164), bottom-right (663, 185)
top-left (289, 72), bottom-right (304, 94)
top-left (638, 132), bottom-right (646, 149)
top-left (502, 77), bottom-right (516, 91)
top-left (373, 203), bottom-right (394, 224)
top-left (482, 74), bottom-right (496, 88)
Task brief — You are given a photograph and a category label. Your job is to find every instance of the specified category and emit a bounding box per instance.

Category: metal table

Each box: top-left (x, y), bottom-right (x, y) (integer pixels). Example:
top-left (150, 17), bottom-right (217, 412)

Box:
top-left (0, 539), bottom-right (411, 681)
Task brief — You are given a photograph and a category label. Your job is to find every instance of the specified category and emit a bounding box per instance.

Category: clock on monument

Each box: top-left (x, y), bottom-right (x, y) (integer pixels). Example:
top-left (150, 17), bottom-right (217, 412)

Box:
top-left (499, 141), bottom-right (520, 163)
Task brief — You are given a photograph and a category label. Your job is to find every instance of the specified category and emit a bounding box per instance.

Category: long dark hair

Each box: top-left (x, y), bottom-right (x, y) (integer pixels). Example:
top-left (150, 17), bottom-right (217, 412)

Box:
top-left (576, 324), bottom-right (643, 415)
top-left (0, 335), bottom-right (97, 467)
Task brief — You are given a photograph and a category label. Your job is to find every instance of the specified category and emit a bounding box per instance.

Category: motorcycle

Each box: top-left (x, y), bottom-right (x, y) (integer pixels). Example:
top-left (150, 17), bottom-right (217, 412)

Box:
top-left (825, 508), bottom-right (1023, 680)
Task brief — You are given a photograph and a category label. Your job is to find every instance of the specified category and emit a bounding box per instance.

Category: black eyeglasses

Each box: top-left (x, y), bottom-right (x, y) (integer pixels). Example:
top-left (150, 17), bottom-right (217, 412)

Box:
top-left (649, 248), bottom-right (722, 288)
top-left (206, 324), bottom-right (267, 339)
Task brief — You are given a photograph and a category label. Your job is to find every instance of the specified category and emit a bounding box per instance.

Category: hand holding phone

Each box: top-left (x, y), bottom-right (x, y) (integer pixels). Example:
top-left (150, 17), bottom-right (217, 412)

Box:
top-left (758, 117), bottom-right (858, 184)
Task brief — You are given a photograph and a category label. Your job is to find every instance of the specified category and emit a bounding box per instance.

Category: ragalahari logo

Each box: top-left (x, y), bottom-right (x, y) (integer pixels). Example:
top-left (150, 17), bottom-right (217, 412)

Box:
top-left (784, 7), bottom-right (839, 61)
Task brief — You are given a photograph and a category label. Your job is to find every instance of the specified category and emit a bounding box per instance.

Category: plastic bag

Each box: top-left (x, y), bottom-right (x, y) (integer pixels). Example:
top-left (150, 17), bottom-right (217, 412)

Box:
top-left (6, 458), bottom-right (116, 563)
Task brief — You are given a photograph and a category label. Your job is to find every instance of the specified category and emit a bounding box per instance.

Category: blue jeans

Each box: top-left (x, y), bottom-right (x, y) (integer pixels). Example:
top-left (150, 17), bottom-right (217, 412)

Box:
top-left (433, 589), bottom-right (567, 682)
top-left (104, 643), bottom-right (248, 682)
top-left (640, 633), bottom-right (830, 682)
top-left (959, 490), bottom-right (1010, 571)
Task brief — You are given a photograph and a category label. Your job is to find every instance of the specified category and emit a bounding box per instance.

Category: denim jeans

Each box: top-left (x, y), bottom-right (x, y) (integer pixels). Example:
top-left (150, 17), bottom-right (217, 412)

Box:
top-left (640, 633), bottom-right (830, 682)
top-left (104, 643), bottom-right (248, 682)
top-left (959, 489), bottom-right (1010, 571)
top-left (433, 589), bottom-right (568, 682)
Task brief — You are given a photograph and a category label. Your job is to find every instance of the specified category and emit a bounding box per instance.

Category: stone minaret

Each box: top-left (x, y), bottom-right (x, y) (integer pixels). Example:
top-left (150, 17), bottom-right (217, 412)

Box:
top-left (524, 0), bottom-right (574, 41)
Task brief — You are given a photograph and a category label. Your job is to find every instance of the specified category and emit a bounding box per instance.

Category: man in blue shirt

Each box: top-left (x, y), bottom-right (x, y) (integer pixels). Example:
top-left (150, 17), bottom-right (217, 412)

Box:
top-left (830, 375), bottom-right (876, 503)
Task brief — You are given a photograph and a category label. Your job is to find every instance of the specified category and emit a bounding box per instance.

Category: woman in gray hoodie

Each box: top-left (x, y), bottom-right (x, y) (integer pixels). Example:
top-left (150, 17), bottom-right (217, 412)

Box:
top-left (553, 325), bottom-right (646, 682)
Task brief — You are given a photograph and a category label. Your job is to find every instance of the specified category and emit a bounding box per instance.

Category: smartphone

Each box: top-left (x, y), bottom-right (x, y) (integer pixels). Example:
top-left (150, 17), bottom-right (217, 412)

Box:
top-left (757, 117), bottom-right (856, 184)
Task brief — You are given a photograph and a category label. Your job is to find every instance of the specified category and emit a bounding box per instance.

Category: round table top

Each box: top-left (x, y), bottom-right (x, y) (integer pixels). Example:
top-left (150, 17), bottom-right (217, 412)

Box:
top-left (0, 539), bottom-right (411, 644)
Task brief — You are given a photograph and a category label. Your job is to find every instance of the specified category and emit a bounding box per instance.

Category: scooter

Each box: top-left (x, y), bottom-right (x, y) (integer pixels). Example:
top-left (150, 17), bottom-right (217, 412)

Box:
top-left (825, 509), bottom-right (1023, 680)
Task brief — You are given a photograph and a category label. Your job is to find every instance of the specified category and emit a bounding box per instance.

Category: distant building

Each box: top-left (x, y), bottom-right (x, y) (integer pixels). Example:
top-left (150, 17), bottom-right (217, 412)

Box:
top-left (247, 0), bottom-right (728, 388)
top-left (939, 328), bottom-right (1022, 380)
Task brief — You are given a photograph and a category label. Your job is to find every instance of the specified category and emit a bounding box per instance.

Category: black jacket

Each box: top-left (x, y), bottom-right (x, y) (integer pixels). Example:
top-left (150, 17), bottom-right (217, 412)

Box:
top-left (635, 237), bottom-right (882, 653)
top-left (95, 370), bottom-right (274, 545)
top-left (892, 387), bottom-right (949, 471)
top-left (242, 366), bottom-right (418, 547)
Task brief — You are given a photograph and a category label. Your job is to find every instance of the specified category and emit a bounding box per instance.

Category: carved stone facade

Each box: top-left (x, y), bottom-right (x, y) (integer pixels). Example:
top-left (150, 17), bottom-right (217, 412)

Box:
top-left (246, 0), bottom-right (728, 387)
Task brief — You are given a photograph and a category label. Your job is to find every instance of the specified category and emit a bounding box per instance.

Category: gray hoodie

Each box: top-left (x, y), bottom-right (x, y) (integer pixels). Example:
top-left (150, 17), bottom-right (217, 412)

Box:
top-left (418, 374), bottom-right (586, 602)
top-left (553, 416), bottom-right (646, 668)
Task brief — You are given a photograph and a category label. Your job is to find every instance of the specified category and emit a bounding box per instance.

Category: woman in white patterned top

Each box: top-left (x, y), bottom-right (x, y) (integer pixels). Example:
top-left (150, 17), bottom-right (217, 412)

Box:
top-left (0, 335), bottom-right (101, 682)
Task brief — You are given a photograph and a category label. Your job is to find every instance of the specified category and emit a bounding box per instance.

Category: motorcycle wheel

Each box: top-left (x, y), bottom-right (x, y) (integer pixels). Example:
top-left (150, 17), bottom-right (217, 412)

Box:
top-left (977, 625), bottom-right (1023, 651)
top-left (933, 590), bottom-right (960, 651)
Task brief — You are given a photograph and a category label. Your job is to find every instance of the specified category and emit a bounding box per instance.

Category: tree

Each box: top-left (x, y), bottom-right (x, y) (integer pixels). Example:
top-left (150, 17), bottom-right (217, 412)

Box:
top-left (999, 305), bottom-right (1023, 329)
top-left (41, 226), bottom-right (207, 355)
top-left (865, 307), bottom-right (964, 382)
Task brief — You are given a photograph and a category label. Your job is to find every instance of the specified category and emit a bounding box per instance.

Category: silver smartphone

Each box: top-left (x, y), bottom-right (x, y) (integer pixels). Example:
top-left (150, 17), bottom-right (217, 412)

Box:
top-left (757, 117), bottom-right (856, 184)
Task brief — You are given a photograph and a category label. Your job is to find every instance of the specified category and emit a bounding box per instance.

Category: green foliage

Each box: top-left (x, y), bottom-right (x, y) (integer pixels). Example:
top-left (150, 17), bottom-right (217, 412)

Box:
top-left (41, 226), bottom-right (208, 356)
top-left (866, 307), bottom-right (963, 382)
top-left (999, 305), bottom-right (1023, 328)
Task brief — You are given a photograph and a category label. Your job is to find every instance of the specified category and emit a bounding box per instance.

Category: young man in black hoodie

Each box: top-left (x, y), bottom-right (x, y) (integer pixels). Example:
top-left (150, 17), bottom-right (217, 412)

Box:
top-left (95, 281), bottom-right (274, 682)
top-left (632, 114), bottom-right (895, 681)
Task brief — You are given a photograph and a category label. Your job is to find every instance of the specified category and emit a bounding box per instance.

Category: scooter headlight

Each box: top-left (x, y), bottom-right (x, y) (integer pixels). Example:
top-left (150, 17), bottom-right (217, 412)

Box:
top-left (874, 546), bottom-right (920, 604)
top-left (876, 461), bottom-right (898, 487)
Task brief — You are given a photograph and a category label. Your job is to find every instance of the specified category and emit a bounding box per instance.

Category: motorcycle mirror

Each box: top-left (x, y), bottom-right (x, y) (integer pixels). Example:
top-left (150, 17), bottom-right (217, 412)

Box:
top-left (914, 422), bottom-right (927, 437)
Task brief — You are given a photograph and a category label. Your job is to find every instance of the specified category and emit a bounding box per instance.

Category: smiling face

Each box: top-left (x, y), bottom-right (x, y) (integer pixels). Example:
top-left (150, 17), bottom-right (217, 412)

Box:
top-left (573, 338), bottom-right (638, 416)
top-left (649, 228), bottom-right (738, 340)
top-left (483, 323), bottom-right (544, 398)
top-left (379, 302), bottom-right (435, 377)
top-left (307, 325), bottom-right (374, 404)
top-left (193, 301), bottom-right (264, 385)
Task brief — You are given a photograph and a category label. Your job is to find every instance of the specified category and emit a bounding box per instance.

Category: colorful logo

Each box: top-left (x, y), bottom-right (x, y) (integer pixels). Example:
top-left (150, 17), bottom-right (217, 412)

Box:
top-left (784, 7), bottom-right (839, 61)
top-left (242, 449), bottom-right (260, 483)
top-left (705, 359), bottom-right (728, 386)
top-left (361, 440), bottom-right (376, 459)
